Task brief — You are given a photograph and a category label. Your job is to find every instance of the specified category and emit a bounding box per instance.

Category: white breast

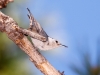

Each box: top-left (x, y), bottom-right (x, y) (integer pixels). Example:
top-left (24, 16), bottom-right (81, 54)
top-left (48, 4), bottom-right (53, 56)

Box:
top-left (31, 37), bottom-right (58, 50)
top-left (31, 38), bottom-right (44, 48)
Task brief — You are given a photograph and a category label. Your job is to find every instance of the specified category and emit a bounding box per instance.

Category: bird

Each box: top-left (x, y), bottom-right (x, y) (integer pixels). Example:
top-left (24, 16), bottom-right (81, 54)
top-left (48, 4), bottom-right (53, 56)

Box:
top-left (27, 8), bottom-right (68, 50)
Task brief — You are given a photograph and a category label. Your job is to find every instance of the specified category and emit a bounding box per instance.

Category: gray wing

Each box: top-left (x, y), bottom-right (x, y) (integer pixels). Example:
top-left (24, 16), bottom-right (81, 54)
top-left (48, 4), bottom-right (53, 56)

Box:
top-left (27, 8), bottom-right (48, 40)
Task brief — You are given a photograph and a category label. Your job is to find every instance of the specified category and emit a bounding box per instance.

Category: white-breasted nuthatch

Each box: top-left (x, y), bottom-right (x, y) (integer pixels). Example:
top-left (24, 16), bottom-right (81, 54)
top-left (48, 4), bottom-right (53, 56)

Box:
top-left (27, 8), bottom-right (68, 50)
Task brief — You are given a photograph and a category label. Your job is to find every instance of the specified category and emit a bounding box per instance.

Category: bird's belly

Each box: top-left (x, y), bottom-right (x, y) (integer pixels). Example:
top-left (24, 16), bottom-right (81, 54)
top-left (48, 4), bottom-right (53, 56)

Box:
top-left (31, 38), bottom-right (54, 50)
top-left (31, 38), bottom-right (44, 47)
top-left (31, 38), bottom-right (56, 50)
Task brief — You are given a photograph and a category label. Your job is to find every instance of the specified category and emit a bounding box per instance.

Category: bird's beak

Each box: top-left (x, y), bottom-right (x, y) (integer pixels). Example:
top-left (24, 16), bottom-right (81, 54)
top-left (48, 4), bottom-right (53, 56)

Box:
top-left (62, 45), bottom-right (68, 48)
top-left (59, 44), bottom-right (68, 48)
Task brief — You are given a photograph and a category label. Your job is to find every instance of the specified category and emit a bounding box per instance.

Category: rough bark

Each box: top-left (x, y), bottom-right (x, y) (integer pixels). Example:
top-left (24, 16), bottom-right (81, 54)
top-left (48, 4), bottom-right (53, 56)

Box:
top-left (0, 11), bottom-right (63, 75)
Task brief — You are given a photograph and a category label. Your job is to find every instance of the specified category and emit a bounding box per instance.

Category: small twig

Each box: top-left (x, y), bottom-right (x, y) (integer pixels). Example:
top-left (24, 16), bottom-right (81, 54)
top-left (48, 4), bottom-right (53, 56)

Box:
top-left (17, 27), bottom-right (46, 42)
top-left (0, 11), bottom-right (46, 42)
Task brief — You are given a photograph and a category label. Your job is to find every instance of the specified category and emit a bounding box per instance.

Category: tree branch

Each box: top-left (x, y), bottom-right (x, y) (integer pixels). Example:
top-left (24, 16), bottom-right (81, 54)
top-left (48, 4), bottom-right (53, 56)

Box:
top-left (0, 11), bottom-right (63, 75)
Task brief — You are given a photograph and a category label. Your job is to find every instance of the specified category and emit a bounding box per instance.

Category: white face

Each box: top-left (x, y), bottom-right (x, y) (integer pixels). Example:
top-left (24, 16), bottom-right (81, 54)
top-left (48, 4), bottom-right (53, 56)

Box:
top-left (54, 40), bottom-right (61, 46)
top-left (54, 39), bottom-right (68, 48)
top-left (49, 39), bottom-right (61, 49)
top-left (48, 37), bottom-right (68, 48)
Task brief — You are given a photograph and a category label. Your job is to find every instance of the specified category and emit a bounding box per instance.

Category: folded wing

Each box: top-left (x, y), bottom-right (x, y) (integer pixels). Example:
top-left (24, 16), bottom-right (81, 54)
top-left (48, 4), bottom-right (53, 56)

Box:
top-left (27, 8), bottom-right (48, 41)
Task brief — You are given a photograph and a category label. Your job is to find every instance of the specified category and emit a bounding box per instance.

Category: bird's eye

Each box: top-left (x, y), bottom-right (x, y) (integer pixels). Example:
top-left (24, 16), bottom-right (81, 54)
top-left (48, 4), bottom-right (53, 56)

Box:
top-left (56, 40), bottom-right (58, 43)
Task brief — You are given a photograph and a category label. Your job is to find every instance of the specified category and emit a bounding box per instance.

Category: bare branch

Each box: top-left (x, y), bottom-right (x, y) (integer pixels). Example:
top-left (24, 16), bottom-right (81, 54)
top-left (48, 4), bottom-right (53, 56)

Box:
top-left (0, 11), bottom-right (62, 75)
top-left (0, 0), bottom-right (13, 9)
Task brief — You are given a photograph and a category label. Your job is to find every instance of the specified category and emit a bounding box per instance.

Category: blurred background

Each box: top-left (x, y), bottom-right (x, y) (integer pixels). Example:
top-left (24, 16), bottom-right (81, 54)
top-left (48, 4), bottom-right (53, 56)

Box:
top-left (0, 0), bottom-right (100, 75)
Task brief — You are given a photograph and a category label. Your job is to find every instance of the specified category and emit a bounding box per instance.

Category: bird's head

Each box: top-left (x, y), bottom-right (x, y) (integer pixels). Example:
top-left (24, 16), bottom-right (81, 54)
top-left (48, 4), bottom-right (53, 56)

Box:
top-left (49, 37), bottom-right (68, 48)
top-left (54, 40), bottom-right (68, 48)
